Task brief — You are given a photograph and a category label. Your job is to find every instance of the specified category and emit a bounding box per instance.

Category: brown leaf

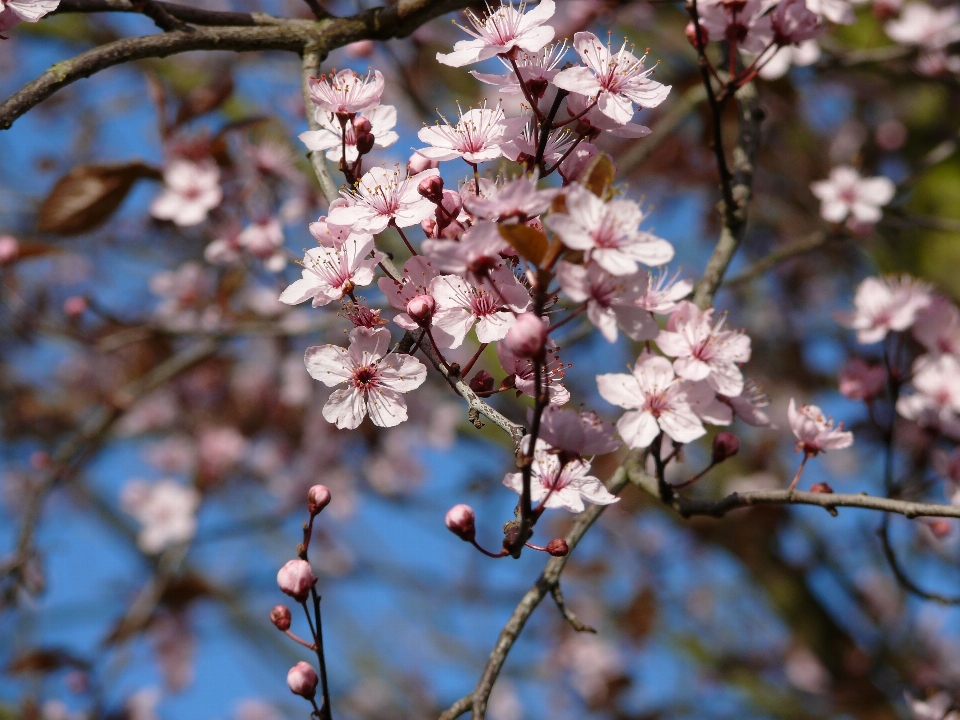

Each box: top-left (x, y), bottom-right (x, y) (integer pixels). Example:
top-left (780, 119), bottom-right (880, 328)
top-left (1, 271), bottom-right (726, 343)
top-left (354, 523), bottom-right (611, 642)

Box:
top-left (581, 152), bottom-right (616, 199)
top-left (6, 648), bottom-right (90, 675)
top-left (37, 162), bottom-right (163, 235)
top-left (619, 587), bottom-right (657, 640)
top-left (499, 224), bottom-right (548, 267)
top-left (174, 74), bottom-right (234, 129)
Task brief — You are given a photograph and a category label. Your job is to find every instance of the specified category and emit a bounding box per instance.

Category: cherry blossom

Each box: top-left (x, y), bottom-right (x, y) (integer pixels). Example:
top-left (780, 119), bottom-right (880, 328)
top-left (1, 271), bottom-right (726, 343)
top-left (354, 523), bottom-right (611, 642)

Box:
top-left (498, 338), bottom-right (570, 404)
top-left (656, 301), bottom-right (752, 397)
top-left (913, 294), bottom-right (960, 356)
top-left (597, 351), bottom-right (708, 448)
top-left (564, 92), bottom-right (652, 139)
top-left (280, 236), bottom-right (381, 307)
top-left (469, 42), bottom-right (568, 94)
top-left (417, 105), bottom-right (528, 165)
top-left (810, 166), bottom-right (896, 224)
top-left (720, 379), bottom-right (772, 426)
top-left (300, 105), bottom-right (399, 162)
top-left (555, 262), bottom-right (659, 342)
top-left (238, 218), bottom-right (287, 271)
top-left (897, 354), bottom-right (960, 430)
top-left (885, 3), bottom-right (960, 49)
top-left (553, 31), bottom-right (671, 124)
top-left (502, 438), bottom-right (618, 513)
top-left (547, 184), bottom-right (674, 275)
top-left (788, 399), bottom-right (854, 455)
top-left (377, 256), bottom-right (456, 346)
top-left (634, 269), bottom-right (694, 314)
top-left (755, 40), bottom-right (821, 80)
top-left (536, 404), bottom-right (620, 456)
top-left (430, 265), bottom-right (531, 347)
top-left (150, 159), bottom-right (222, 227)
top-left (307, 69), bottom-right (384, 116)
top-left (905, 692), bottom-right (960, 720)
top-left (501, 120), bottom-right (576, 165)
top-left (835, 275), bottom-right (932, 344)
top-left (327, 166), bottom-right (439, 234)
top-left (304, 327), bottom-right (427, 429)
top-left (461, 175), bottom-right (558, 221)
top-left (0, 0), bottom-right (59, 30)
top-left (308, 206), bottom-right (369, 248)
top-left (806, 0), bottom-right (855, 24)
top-left (437, 0), bottom-right (557, 68)
top-left (770, 0), bottom-right (824, 45)
top-left (120, 478), bottom-right (201, 554)
top-left (838, 358), bottom-right (887, 401)
top-left (695, 0), bottom-right (773, 54)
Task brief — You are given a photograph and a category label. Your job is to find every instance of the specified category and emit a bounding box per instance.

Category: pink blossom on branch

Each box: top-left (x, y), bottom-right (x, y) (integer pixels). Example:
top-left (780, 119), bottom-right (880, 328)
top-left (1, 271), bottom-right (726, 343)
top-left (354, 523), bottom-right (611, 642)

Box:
top-left (835, 275), bottom-right (932, 344)
top-left (417, 105), bottom-right (528, 165)
top-left (307, 68), bottom-right (384, 116)
top-left (788, 399), bottom-right (854, 455)
top-left (299, 105), bottom-right (399, 163)
top-left (469, 42), bottom-right (568, 95)
top-left (536, 404), bottom-right (621, 457)
top-left (150, 159), bottom-right (222, 227)
top-left (498, 338), bottom-right (570, 404)
top-left (838, 358), bottom-right (887, 401)
top-left (437, 0), bottom-right (557, 68)
top-left (810, 166), bottom-right (895, 224)
top-left (279, 236), bottom-right (381, 307)
top-left (327, 166), bottom-right (440, 234)
top-left (430, 266), bottom-right (531, 347)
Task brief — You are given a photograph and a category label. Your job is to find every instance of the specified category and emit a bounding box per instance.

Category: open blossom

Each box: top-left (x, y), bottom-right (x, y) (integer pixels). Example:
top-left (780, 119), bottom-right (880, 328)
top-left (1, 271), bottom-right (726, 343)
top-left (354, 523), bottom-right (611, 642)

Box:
top-left (905, 692), bottom-right (960, 720)
top-left (788, 399), bottom-right (854, 455)
top-left (300, 105), bottom-right (399, 162)
top-left (635, 269), bottom-right (694, 314)
top-left (328, 166), bottom-right (439, 234)
top-left (898, 354), bottom-right (960, 428)
top-left (502, 439), bottom-right (618, 513)
top-left (565, 93), bottom-right (652, 139)
top-left (838, 358), bottom-right (887, 401)
top-left (755, 40), bottom-right (821, 80)
top-left (547, 184), bottom-right (674, 275)
top-left (913, 294), bottom-right (960, 356)
top-left (377, 256), bottom-right (455, 342)
top-left (720, 379), bottom-right (772, 427)
top-left (150, 159), bottom-right (222, 227)
top-left (430, 265), bottom-right (531, 347)
top-left (470, 42), bottom-right (567, 94)
top-left (556, 262), bottom-right (659, 342)
top-left (304, 327), bottom-right (427, 429)
top-left (280, 236), bottom-right (381, 307)
top-left (417, 105), bottom-right (528, 165)
top-left (886, 3), bottom-right (960, 49)
top-left (437, 0), bottom-right (556, 67)
top-left (597, 351), bottom-right (709, 448)
top-left (810, 166), bottom-right (895, 224)
top-left (238, 218), bottom-right (286, 271)
top-left (806, 0), bottom-right (855, 24)
top-left (770, 0), bottom-right (824, 45)
top-left (835, 275), bottom-right (932, 344)
top-left (308, 205), bottom-right (369, 248)
top-left (656, 301), bottom-right (752, 397)
top-left (536, 404), bottom-right (620, 456)
top-left (461, 175), bottom-right (558, 222)
top-left (423, 222), bottom-right (509, 278)
top-left (120, 479), bottom-right (201, 554)
top-left (307, 69), bottom-right (384, 115)
top-left (554, 32), bottom-right (670, 124)
top-left (0, 0), bottom-right (59, 30)
top-left (695, 0), bottom-right (773, 52)
top-left (498, 338), bottom-right (571, 404)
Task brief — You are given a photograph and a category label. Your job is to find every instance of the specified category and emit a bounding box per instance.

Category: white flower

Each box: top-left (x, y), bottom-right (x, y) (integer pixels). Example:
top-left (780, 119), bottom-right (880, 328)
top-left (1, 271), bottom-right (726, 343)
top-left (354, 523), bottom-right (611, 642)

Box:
top-left (835, 275), bottom-right (932, 344)
top-left (555, 262), bottom-right (659, 342)
top-left (150, 159), bottom-right (222, 227)
top-left (307, 69), bottom-right (384, 115)
top-left (886, 3), bottom-right (960, 49)
top-left (417, 105), bottom-right (528, 165)
top-left (279, 236), bottom-right (381, 307)
top-left (0, 0), bottom-right (58, 27)
top-left (810, 165), bottom-right (895, 224)
top-left (238, 218), bottom-right (286, 272)
top-left (299, 105), bottom-right (399, 163)
top-left (788, 399), bottom-right (854, 454)
top-left (553, 31), bottom-right (671, 124)
top-left (327, 166), bottom-right (439, 234)
top-left (547, 184), bottom-right (674, 276)
top-left (121, 479), bottom-right (201, 554)
top-left (304, 327), bottom-right (427, 429)
top-left (502, 438), bottom-right (618, 513)
top-left (469, 42), bottom-right (568, 94)
top-left (437, 0), bottom-right (557, 68)
top-left (430, 265), bottom-right (531, 347)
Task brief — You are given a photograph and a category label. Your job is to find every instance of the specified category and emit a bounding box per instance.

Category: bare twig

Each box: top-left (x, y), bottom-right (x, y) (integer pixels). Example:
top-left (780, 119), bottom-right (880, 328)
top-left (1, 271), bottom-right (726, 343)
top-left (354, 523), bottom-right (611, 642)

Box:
top-left (723, 231), bottom-right (830, 287)
top-left (550, 583), bottom-right (596, 633)
top-left (301, 45), bottom-right (341, 204)
top-left (878, 514), bottom-right (960, 605)
top-left (56, 0), bottom-right (265, 26)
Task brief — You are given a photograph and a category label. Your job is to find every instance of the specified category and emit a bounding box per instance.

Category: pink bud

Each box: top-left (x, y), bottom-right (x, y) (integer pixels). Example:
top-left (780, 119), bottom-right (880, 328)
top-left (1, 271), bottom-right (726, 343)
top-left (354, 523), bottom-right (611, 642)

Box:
top-left (469, 370), bottom-right (495, 395)
top-left (407, 152), bottom-right (439, 174)
top-left (355, 132), bottom-right (375, 156)
top-left (406, 294), bottom-right (435, 325)
top-left (277, 559), bottom-right (317, 602)
top-left (270, 604), bottom-right (292, 631)
top-left (353, 116), bottom-right (372, 135)
top-left (928, 519), bottom-right (952, 538)
top-left (711, 432), bottom-right (740, 464)
top-left (0, 235), bottom-right (19, 266)
top-left (63, 296), bottom-right (88, 319)
top-left (546, 538), bottom-right (569, 556)
top-left (418, 175), bottom-right (444, 203)
top-left (504, 313), bottom-right (548, 359)
top-left (445, 503), bottom-right (476, 541)
top-left (307, 485), bottom-right (331, 515)
top-left (809, 482), bottom-right (834, 494)
top-left (439, 190), bottom-right (462, 221)
top-left (345, 39), bottom-right (375, 58)
top-left (287, 661), bottom-right (319, 699)
top-left (685, 21), bottom-right (707, 49)
top-left (421, 217), bottom-right (438, 237)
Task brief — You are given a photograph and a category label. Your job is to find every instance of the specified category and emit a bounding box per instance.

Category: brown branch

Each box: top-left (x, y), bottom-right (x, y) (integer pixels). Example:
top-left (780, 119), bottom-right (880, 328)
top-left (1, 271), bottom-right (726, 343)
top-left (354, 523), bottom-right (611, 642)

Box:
top-left (301, 44), bottom-right (341, 205)
top-left (878, 512), bottom-right (960, 605)
top-left (723, 231), bottom-right (830, 287)
top-left (55, 0), bottom-right (265, 26)
top-left (550, 583), bottom-right (596, 633)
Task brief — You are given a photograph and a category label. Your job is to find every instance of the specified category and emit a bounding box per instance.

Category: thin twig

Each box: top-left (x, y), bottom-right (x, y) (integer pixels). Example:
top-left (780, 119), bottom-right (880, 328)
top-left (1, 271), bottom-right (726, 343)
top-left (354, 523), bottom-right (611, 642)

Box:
top-left (550, 584), bottom-right (596, 633)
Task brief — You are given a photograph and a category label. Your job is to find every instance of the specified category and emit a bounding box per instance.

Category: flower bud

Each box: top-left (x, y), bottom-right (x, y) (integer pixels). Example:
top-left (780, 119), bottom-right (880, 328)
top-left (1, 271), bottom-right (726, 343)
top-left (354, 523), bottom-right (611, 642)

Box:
top-left (407, 152), bottom-right (439, 174)
top-left (546, 538), bottom-right (569, 556)
top-left (421, 217), bottom-right (438, 237)
top-left (352, 116), bottom-right (372, 135)
top-left (711, 432), bottom-right (740, 464)
top-left (0, 235), bottom-right (18, 266)
top-left (928, 519), bottom-right (952, 538)
top-left (440, 190), bottom-right (462, 219)
top-left (504, 312), bottom-right (548, 359)
top-left (406, 294), bottom-right (435, 325)
top-left (270, 604), bottom-right (292, 631)
top-left (287, 662), bottom-right (319, 699)
top-left (63, 296), bottom-right (88, 319)
top-left (418, 175), bottom-right (444, 203)
top-left (307, 484), bottom-right (332, 515)
top-left (685, 21), bottom-right (707, 49)
top-left (528, 77), bottom-right (548, 99)
top-left (469, 369), bottom-right (495, 395)
top-left (445, 503), bottom-right (476, 542)
top-left (809, 482), bottom-right (834, 494)
top-left (355, 131), bottom-right (375, 156)
top-left (276, 559), bottom-right (317, 602)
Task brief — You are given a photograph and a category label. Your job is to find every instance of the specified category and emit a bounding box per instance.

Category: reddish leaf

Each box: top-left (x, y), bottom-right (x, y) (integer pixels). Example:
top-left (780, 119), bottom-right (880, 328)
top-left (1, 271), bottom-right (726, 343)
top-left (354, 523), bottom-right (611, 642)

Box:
top-left (499, 224), bottom-right (549, 267)
top-left (581, 152), bottom-right (616, 199)
top-left (174, 74), bottom-right (234, 129)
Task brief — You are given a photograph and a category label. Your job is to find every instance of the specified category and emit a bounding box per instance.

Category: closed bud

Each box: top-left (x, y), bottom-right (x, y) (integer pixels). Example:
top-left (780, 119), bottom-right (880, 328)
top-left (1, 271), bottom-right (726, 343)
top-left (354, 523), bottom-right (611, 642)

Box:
top-left (406, 294), bottom-right (435, 325)
top-left (307, 484), bottom-right (331, 515)
top-left (418, 175), bottom-right (444, 203)
top-left (711, 432), bottom-right (740, 464)
top-left (276, 559), bottom-right (317, 602)
top-left (685, 21), bottom-right (707, 49)
top-left (0, 235), bottom-right (18, 266)
top-left (528, 77), bottom-right (548, 99)
top-left (407, 152), bottom-right (439, 174)
top-left (355, 131), bottom-right (375, 156)
top-left (352, 116), bottom-right (372, 135)
top-left (469, 369), bottom-right (495, 395)
top-left (928, 519), bottom-right (952, 538)
top-left (546, 538), bottom-right (569, 556)
top-left (287, 662), bottom-right (319, 699)
top-left (63, 296), bottom-right (88, 319)
top-left (439, 190), bottom-right (463, 221)
top-left (809, 482), bottom-right (834, 494)
top-left (270, 604), bottom-right (292, 631)
top-left (421, 217), bottom-right (438, 237)
top-left (445, 503), bottom-right (476, 542)
top-left (504, 312), bottom-right (548, 359)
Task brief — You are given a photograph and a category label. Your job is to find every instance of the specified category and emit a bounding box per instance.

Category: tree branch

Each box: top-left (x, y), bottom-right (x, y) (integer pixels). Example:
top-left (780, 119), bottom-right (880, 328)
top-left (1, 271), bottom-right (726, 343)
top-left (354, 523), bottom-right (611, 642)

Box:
top-left (55, 0), bottom-right (266, 26)
top-left (301, 44), bottom-right (341, 205)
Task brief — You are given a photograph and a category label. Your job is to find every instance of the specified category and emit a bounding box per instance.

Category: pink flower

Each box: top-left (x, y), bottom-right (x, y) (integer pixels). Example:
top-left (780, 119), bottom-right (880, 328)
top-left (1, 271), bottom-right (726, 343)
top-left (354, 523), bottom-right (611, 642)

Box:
top-left (564, 93), bottom-right (652, 139)
top-left (308, 203), bottom-right (368, 248)
top-left (897, 354), bottom-right (960, 430)
top-left (536, 404), bottom-right (621, 456)
top-left (788, 399), bottom-right (854, 455)
top-left (307, 69), bottom-right (384, 115)
top-left (430, 265), bottom-right (531, 347)
top-left (656, 301), bottom-right (752, 397)
top-left (555, 262), bottom-right (659, 342)
top-left (279, 236), bottom-right (381, 307)
top-left (437, 0), bottom-right (557, 68)
top-left (502, 119), bottom-right (576, 165)
top-left (328, 166), bottom-right (440, 234)
top-left (838, 358), bottom-right (887, 401)
top-left (597, 351), bottom-right (709, 448)
top-left (558, 142), bottom-right (601, 183)
top-left (498, 338), bottom-right (570, 404)
top-left (695, 0), bottom-right (773, 53)
top-left (0, 0), bottom-right (58, 28)
top-left (905, 692), bottom-right (960, 720)
top-left (423, 221), bottom-right (510, 279)
top-left (300, 105), bottom-right (399, 162)
top-left (719, 379), bottom-right (772, 426)
top-left (150, 159), bottom-right (222, 227)
top-left (806, 0), bottom-right (855, 24)
top-left (553, 31), bottom-right (671, 124)
top-left (287, 662), bottom-right (319, 699)
top-left (504, 311), bottom-right (549, 357)
top-left (461, 175), bottom-right (559, 221)
top-left (304, 327), bottom-right (427, 429)
top-left (417, 104), bottom-right (528, 165)
top-left (835, 275), bottom-right (932, 344)
top-left (444, 504), bottom-right (476, 540)
top-left (770, 0), bottom-right (824, 45)
top-left (238, 218), bottom-right (286, 271)
top-left (276, 559), bottom-right (316, 602)
top-left (0, 235), bottom-right (18, 265)
top-left (547, 184), bottom-right (674, 275)
top-left (634, 269), bottom-right (694, 314)
top-left (377, 256), bottom-right (448, 335)
top-left (120, 479), bottom-right (201, 554)
top-left (502, 439), bottom-right (618, 512)
top-left (469, 41), bottom-right (568, 94)
top-left (912, 294), bottom-right (960, 356)
top-left (886, 3), bottom-right (960, 49)
top-left (810, 166), bottom-right (895, 224)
